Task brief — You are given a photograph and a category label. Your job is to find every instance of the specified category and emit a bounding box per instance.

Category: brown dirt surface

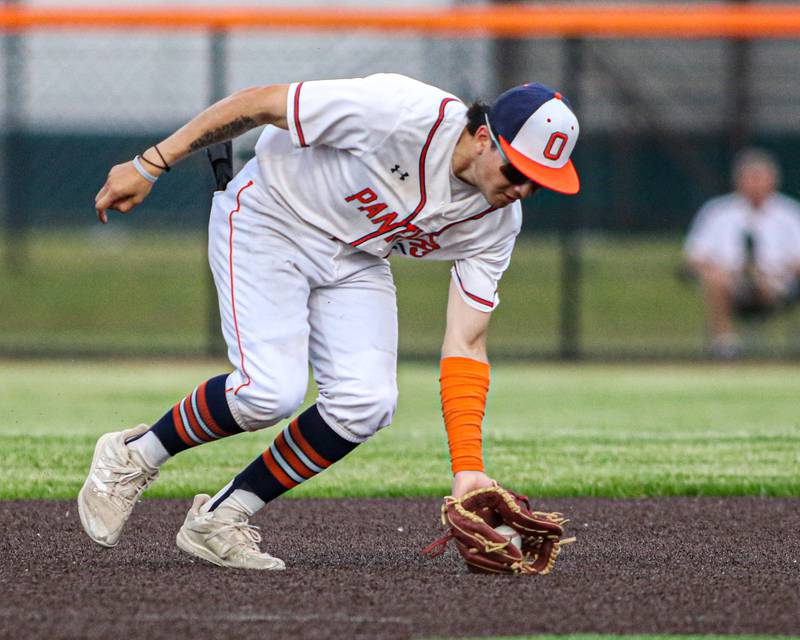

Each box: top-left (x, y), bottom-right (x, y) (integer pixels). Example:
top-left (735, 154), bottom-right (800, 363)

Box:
top-left (1, 497), bottom-right (799, 640)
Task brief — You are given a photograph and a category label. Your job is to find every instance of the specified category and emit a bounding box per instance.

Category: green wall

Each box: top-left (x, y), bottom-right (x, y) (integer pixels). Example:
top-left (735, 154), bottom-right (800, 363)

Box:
top-left (5, 131), bottom-right (800, 233)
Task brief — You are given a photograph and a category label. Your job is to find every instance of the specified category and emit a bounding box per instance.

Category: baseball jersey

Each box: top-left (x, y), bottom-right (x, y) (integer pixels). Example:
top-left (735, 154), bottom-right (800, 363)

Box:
top-left (684, 192), bottom-right (800, 288)
top-left (251, 73), bottom-right (522, 311)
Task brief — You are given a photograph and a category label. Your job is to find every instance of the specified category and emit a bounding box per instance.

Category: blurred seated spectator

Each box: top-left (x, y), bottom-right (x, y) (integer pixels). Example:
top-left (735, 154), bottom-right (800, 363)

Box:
top-left (684, 148), bottom-right (800, 358)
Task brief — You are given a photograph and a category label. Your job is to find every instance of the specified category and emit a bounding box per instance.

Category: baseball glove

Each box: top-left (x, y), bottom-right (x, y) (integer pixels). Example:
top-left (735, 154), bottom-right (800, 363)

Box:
top-left (422, 485), bottom-right (574, 575)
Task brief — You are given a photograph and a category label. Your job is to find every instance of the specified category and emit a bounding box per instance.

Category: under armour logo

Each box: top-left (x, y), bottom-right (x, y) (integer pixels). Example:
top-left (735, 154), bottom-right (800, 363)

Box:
top-left (391, 164), bottom-right (409, 181)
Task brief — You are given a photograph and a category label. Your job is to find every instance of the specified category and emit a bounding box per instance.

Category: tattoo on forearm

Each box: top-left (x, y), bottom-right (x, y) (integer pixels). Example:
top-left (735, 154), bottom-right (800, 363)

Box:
top-left (189, 115), bottom-right (258, 152)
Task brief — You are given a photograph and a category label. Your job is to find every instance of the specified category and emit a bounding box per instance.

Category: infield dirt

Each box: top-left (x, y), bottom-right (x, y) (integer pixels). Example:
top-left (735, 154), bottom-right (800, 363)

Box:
top-left (1, 497), bottom-right (798, 640)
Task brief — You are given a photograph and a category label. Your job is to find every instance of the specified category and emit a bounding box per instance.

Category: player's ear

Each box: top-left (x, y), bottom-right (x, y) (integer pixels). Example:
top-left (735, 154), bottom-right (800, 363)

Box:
top-left (473, 124), bottom-right (492, 154)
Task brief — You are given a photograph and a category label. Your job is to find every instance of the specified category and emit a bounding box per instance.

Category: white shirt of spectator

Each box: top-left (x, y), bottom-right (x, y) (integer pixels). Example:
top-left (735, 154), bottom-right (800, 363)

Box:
top-left (250, 73), bottom-right (522, 311)
top-left (684, 192), bottom-right (800, 291)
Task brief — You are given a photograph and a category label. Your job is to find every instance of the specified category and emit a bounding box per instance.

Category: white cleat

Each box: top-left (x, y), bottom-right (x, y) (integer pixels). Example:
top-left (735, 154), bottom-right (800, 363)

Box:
top-left (77, 423), bottom-right (159, 547)
top-left (176, 494), bottom-right (286, 570)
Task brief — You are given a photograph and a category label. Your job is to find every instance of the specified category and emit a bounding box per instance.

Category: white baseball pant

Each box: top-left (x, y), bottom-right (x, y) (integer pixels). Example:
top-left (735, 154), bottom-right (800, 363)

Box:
top-left (207, 169), bottom-right (399, 443)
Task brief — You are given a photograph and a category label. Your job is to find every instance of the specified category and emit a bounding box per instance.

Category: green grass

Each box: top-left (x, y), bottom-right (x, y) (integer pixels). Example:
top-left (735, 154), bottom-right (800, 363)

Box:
top-left (0, 229), bottom-right (210, 353)
top-left (4, 230), bottom-right (799, 358)
top-left (1, 360), bottom-right (798, 500)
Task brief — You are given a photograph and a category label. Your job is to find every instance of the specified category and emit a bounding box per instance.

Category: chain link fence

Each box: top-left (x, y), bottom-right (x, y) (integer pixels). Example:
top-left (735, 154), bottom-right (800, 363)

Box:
top-left (2, 1), bottom-right (800, 358)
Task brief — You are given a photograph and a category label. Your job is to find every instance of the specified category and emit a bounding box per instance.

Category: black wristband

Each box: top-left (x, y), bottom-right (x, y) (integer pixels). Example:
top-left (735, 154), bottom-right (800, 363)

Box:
top-left (153, 145), bottom-right (171, 171)
top-left (139, 153), bottom-right (167, 172)
top-left (141, 145), bottom-right (171, 172)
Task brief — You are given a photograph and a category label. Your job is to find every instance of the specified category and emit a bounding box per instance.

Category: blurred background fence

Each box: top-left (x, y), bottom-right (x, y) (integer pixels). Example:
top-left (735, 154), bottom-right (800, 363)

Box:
top-left (2, 1), bottom-right (800, 359)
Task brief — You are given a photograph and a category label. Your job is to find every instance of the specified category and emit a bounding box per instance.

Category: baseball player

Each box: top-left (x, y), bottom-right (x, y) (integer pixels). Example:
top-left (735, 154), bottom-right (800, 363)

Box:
top-left (80, 74), bottom-right (580, 570)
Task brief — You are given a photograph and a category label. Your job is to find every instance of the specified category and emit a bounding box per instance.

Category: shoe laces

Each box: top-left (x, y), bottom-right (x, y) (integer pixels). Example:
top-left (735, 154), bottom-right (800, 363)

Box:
top-left (207, 518), bottom-right (264, 558)
top-left (94, 455), bottom-right (156, 510)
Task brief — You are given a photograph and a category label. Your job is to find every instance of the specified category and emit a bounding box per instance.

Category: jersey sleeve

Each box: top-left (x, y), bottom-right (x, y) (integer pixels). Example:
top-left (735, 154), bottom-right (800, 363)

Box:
top-left (684, 200), bottom-right (722, 263)
top-left (286, 75), bottom-right (403, 156)
top-left (450, 214), bottom-right (520, 313)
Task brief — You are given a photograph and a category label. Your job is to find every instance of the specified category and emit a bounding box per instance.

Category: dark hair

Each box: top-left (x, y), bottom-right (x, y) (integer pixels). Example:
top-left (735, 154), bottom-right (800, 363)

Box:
top-left (466, 100), bottom-right (491, 135)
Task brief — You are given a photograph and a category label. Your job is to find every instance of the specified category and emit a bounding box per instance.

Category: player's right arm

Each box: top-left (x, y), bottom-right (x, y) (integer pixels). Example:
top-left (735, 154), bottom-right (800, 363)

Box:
top-left (95, 84), bottom-right (290, 223)
top-left (441, 279), bottom-right (496, 499)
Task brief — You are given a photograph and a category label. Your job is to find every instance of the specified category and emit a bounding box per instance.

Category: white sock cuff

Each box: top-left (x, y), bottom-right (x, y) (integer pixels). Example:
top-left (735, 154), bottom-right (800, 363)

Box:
top-left (226, 489), bottom-right (267, 516)
top-left (127, 430), bottom-right (171, 468)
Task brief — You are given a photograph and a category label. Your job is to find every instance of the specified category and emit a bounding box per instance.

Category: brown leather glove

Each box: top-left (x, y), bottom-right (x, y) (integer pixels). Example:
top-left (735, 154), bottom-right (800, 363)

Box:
top-left (422, 485), bottom-right (574, 575)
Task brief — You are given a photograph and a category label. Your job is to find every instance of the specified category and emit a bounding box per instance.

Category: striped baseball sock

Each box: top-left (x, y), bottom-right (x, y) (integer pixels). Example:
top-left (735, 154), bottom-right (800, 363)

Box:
top-left (127, 374), bottom-right (243, 468)
top-left (205, 404), bottom-right (358, 514)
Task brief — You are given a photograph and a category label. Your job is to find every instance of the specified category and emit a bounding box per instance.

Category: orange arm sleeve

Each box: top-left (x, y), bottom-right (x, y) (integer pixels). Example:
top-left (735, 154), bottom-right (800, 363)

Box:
top-left (439, 356), bottom-right (490, 474)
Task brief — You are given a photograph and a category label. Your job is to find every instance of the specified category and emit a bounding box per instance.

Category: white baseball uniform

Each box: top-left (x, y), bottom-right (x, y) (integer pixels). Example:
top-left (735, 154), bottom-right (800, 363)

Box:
top-left (210, 74), bottom-right (522, 441)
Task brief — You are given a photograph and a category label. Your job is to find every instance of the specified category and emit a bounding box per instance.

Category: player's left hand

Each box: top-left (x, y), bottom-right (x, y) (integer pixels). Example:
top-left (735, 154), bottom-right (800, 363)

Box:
top-left (95, 161), bottom-right (156, 224)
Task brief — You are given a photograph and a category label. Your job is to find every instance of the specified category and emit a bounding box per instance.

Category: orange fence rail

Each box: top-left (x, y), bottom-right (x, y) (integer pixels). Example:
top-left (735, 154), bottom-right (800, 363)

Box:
top-left (1, 4), bottom-right (800, 38)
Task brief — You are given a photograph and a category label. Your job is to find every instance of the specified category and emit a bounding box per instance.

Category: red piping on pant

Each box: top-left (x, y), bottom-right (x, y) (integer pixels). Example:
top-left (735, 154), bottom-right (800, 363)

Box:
top-left (226, 180), bottom-right (255, 395)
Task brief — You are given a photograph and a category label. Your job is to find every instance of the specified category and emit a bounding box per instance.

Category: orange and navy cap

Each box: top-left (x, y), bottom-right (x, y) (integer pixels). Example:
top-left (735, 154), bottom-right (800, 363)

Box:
top-left (486, 83), bottom-right (580, 195)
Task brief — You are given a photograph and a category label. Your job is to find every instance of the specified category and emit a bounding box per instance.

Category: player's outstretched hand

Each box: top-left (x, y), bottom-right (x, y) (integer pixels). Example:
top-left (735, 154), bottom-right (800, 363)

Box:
top-left (451, 469), bottom-right (495, 499)
top-left (95, 161), bottom-right (155, 224)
